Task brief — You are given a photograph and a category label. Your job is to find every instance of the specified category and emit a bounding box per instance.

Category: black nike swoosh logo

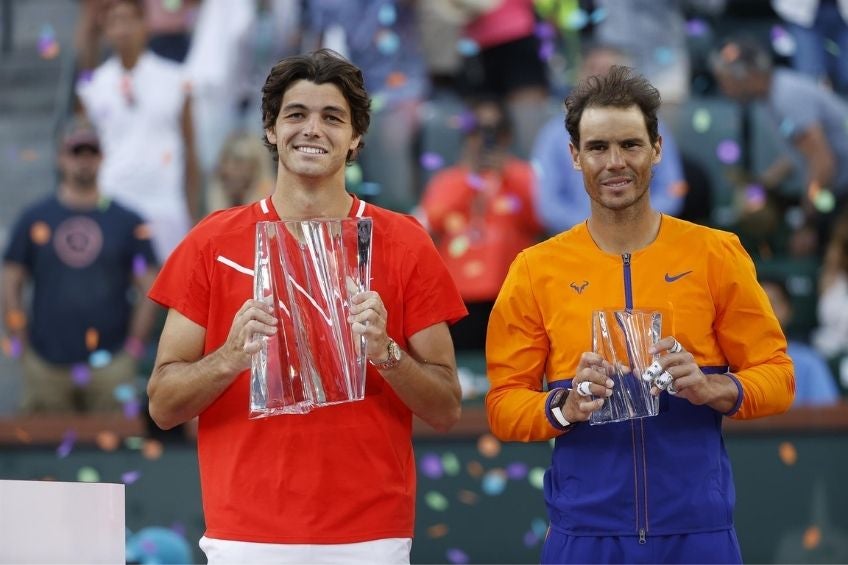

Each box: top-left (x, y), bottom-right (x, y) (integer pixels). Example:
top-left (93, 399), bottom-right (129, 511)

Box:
top-left (665, 270), bottom-right (693, 283)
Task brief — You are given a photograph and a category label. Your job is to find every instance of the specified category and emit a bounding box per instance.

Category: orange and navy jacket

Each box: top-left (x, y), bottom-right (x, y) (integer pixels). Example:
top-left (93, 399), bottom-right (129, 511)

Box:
top-left (486, 215), bottom-right (794, 537)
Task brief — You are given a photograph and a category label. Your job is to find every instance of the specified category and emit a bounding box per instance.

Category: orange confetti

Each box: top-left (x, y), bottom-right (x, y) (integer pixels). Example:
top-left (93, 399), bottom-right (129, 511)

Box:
top-left (778, 441), bottom-right (797, 466)
top-left (477, 433), bottom-right (502, 458)
top-left (427, 523), bottom-right (449, 539)
top-left (466, 460), bottom-right (484, 479)
top-left (30, 221), bottom-right (51, 245)
top-left (14, 427), bottom-right (32, 444)
top-left (444, 212), bottom-right (467, 235)
top-left (5, 309), bottom-right (26, 331)
top-left (134, 223), bottom-right (153, 240)
top-left (463, 260), bottom-right (484, 278)
top-left (85, 328), bottom-right (99, 351)
top-left (142, 438), bottom-right (164, 460)
top-left (95, 430), bottom-right (120, 452)
top-left (803, 525), bottom-right (821, 549)
top-left (457, 489), bottom-right (479, 505)
top-left (162, 151), bottom-right (173, 165)
top-left (385, 72), bottom-right (407, 88)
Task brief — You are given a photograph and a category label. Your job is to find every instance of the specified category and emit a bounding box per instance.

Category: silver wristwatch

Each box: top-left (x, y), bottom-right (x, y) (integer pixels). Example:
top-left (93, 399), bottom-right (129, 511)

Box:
top-left (369, 338), bottom-right (402, 370)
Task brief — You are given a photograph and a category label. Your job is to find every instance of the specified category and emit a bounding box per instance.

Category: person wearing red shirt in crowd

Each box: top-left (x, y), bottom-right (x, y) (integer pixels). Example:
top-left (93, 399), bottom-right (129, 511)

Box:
top-left (146, 49), bottom-right (467, 563)
top-left (420, 96), bottom-right (542, 350)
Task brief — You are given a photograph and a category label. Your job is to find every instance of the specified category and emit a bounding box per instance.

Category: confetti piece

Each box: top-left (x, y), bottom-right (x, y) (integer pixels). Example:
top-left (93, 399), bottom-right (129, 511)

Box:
top-left (143, 439), bottom-right (165, 460)
top-left (30, 221), bottom-right (51, 244)
top-left (425, 491), bottom-right (449, 511)
top-left (57, 430), bottom-right (77, 458)
top-left (427, 523), bottom-right (449, 539)
top-left (565, 8), bottom-right (588, 30)
top-left (37, 24), bottom-right (59, 60)
top-left (371, 94), bottom-right (386, 113)
top-left (523, 530), bottom-right (540, 547)
top-left (71, 363), bottom-right (91, 387)
top-left (14, 427), bottom-right (32, 444)
top-left (448, 235), bottom-right (470, 258)
top-left (506, 462), bottom-right (529, 480)
top-left (5, 309), bottom-right (26, 331)
top-left (77, 466), bottom-right (100, 482)
top-left (377, 3), bottom-right (396, 26)
top-left (132, 254), bottom-right (148, 277)
top-left (125, 436), bottom-right (144, 450)
top-left (85, 328), bottom-right (100, 351)
top-left (803, 525), bottom-right (822, 549)
top-left (123, 398), bottom-right (141, 419)
top-left (771, 26), bottom-right (796, 56)
top-left (466, 173), bottom-right (484, 191)
top-left (456, 39), bottom-right (480, 57)
top-left (442, 452), bottom-right (460, 476)
top-left (113, 383), bottom-right (136, 403)
top-left (163, 0), bottom-right (182, 12)
top-left (134, 223), bottom-right (153, 240)
top-left (446, 548), bottom-right (470, 564)
top-left (89, 349), bottom-right (112, 368)
top-left (462, 261), bottom-right (484, 278)
top-left (482, 469), bottom-right (507, 496)
top-left (420, 152), bottom-right (444, 171)
top-left (528, 467), bottom-right (546, 489)
top-left (376, 30), bottom-right (400, 56)
top-left (96, 431), bottom-right (120, 452)
top-left (457, 489), bottom-right (479, 505)
top-left (385, 72), bottom-right (407, 88)
top-left (686, 19), bottom-right (708, 37)
top-left (539, 40), bottom-right (555, 62)
top-left (715, 140), bottom-right (740, 164)
top-left (345, 163), bottom-right (363, 185)
top-left (121, 470), bottom-right (142, 485)
top-left (466, 460), bottom-right (484, 479)
top-left (692, 108), bottom-right (711, 133)
top-left (531, 517), bottom-right (548, 537)
top-left (589, 7), bottom-right (607, 24)
top-left (778, 441), bottom-right (797, 466)
top-left (744, 184), bottom-right (766, 211)
top-left (654, 46), bottom-right (676, 67)
top-left (2, 336), bottom-right (22, 359)
top-left (477, 433), bottom-right (501, 458)
top-left (419, 452), bottom-right (444, 479)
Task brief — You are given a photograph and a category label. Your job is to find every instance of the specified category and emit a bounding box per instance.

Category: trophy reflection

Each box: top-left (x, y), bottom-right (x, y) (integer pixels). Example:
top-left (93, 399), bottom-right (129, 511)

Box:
top-left (250, 217), bottom-right (372, 418)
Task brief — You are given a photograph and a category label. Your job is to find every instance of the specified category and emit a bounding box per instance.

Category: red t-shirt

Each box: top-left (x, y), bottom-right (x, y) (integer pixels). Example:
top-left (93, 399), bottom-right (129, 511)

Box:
top-left (149, 195), bottom-right (467, 544)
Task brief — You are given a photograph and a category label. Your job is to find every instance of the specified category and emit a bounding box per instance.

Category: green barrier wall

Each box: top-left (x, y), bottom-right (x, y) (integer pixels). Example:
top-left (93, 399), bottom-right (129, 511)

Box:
top-left (2, 430), bottom-right (847, 564)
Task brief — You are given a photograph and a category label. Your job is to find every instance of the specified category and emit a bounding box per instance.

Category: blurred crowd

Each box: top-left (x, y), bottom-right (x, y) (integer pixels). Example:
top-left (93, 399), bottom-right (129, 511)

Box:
top-left (3, 0), bottom-right (848, 423)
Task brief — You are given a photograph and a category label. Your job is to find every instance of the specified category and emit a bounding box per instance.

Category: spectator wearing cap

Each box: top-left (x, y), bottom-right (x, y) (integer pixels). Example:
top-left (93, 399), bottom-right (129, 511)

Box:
top-left (711, 36), bottom-right (848, 250)
top-left (0, 118), bottom-right (159, 413)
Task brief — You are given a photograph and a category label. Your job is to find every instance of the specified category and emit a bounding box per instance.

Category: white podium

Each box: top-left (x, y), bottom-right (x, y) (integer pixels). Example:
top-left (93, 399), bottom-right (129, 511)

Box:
top-left (0, 479), bottom-right (125, 564)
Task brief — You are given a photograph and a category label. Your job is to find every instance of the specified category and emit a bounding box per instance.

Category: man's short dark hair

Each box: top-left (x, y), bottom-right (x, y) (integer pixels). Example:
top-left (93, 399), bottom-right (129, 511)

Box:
top-left (564, 65), bottom-right (661, 149)
top-left (260, 49), bottom-right (371, 164)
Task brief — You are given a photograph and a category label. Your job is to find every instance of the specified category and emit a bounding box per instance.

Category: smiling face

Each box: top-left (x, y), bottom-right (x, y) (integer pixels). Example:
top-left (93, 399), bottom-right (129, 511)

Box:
top-left (569, 105), bottom-right (661, 216)
top-left (265, 80), bottom-right (361, 188)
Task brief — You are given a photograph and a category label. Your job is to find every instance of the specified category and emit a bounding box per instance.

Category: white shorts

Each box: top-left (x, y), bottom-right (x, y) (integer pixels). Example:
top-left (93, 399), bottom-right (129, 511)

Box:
top-left (199, 535), bottom-right (412, 564)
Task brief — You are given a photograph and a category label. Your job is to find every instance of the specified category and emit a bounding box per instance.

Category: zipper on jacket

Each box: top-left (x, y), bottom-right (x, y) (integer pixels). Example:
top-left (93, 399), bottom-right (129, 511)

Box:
top-left (623, 252), bottom-right (649, 541)
top-left (622, 253), bottom-right (633, 309)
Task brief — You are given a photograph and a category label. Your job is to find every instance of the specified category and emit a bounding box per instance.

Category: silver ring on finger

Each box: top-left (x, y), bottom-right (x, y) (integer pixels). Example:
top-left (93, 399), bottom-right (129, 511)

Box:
top-left (654, 371), bottom-right (673, 390)
top-left (669, 338), bottom-right (683, 354)
top-left (576, 380), bottom-right (593, 397)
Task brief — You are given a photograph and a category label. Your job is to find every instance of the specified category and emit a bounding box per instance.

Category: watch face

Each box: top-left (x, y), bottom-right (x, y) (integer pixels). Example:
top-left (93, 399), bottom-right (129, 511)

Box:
top-left (551, 388), bottom-right (565, 406)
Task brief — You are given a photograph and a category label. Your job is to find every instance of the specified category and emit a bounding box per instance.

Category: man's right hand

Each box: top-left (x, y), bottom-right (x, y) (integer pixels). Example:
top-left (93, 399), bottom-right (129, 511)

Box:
top-left (564, 352), bottom-right (616, 423)
top-left (218, 299), bottom-right (277, 374)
